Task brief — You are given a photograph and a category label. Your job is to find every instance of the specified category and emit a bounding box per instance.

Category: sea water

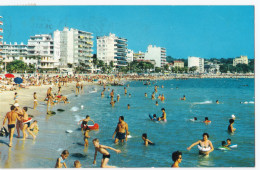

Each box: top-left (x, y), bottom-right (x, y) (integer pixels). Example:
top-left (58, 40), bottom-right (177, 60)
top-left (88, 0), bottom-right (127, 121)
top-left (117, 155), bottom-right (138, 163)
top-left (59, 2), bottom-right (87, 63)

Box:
top-left (0, 78), bottom-right (255, 168)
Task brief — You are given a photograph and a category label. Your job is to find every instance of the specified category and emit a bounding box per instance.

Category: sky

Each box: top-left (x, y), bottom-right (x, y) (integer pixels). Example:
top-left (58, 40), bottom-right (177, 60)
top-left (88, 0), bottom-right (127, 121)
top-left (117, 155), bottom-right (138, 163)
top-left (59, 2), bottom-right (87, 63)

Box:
top-left (0, 6), bottom-right (255, 59)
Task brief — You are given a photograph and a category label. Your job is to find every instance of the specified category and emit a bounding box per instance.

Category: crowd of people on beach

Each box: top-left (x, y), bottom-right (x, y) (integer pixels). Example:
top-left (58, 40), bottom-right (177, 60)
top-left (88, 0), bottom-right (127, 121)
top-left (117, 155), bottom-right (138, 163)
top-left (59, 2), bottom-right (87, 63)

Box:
top-left (1, 73), bottom-right (239, 168)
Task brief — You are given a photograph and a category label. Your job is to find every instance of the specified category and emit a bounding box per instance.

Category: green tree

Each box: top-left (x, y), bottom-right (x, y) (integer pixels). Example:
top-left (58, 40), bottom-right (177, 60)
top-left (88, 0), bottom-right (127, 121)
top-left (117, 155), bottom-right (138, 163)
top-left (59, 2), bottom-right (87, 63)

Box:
top-left (6, 60), bottom-right (27, 73)
top-left (166, 56), bottom-right (174, 63)
top-left (189, 66), bottom-right (198, 73)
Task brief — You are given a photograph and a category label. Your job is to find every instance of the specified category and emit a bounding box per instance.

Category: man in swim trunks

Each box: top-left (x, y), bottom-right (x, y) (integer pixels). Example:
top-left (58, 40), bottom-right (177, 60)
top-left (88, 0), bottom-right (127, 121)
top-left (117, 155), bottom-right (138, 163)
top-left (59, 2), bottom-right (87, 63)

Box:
top-left (93, 138), bottom-right (121, 168)
top-left (3, 105), bottom-right (22, 147)
top-left (76, 81), bottom-right (80, 95)
top-left (112, 116), bottom-right (128, 143)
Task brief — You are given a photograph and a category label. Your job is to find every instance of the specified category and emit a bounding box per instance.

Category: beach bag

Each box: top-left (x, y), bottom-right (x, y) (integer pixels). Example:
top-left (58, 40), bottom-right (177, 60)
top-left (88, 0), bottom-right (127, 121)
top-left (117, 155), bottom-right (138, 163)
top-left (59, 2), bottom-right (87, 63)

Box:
top-left (0, 127), bottom-right (9, 137)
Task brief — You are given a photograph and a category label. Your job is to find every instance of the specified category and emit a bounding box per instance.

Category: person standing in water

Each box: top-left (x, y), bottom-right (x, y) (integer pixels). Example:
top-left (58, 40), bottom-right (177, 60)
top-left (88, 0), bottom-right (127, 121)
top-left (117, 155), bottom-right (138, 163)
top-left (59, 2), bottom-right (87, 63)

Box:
top-left (112, 116), bottom-right (128, 143)
top-left (55, 150), bottom-right (69, 168)
top-left (171, 151), bottom-right (182, 168)
top-left (228, 119), bottom-right (236, 133)
top-left (76, 81), bottom-right (80, 95)
top-left (187, 133), bottom-right (214, 156)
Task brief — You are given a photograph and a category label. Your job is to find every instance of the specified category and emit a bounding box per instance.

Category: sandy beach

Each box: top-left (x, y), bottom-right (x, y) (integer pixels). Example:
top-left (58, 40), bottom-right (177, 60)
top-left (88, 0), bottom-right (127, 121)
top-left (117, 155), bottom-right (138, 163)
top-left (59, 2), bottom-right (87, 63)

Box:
top-left (0, 81), bottom-right (94, 119)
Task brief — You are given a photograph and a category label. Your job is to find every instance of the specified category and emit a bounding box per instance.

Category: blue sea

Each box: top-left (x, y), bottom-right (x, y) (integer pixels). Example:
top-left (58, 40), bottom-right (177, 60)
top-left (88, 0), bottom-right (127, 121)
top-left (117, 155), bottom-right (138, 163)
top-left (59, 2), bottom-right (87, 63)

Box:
top-left (0, 78), bottom-right (255, 168)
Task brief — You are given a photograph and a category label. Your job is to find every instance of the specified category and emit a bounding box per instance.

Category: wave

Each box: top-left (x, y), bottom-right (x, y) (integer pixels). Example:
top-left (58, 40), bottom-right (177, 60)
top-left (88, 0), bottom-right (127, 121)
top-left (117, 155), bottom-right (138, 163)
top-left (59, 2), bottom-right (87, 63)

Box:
top-left (241, 101), bottom-right (254, 104)
top-left (74, 115), bottom-right (82, 122)
top-left (70, 106), bottom-right (79, 112)
top-left (193, 101), bottom-right (213, 105)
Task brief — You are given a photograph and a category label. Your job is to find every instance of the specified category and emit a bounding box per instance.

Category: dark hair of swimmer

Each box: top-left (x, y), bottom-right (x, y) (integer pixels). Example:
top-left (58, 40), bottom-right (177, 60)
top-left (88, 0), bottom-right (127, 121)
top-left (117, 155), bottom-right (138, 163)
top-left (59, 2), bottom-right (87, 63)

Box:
top-left (61, 150), bottom-right (69, 156)
top-left (161, 108), bottom-right (165, 111)
top-left (127, 104), bottom-right (130, 106)
top-left (229, 119), bottom-right (234, 124)
top-left (205, 117), bottom-right (209, 120)
top-left (194, 117), bottom-right (197, 120)
top-left (172, 151), bottom-right (182, 162)
top-left (120, 116), bottom-right (124, 121)
top-left (11, 105), bottom-right (15, 111)
top-left (222, 141), bottom-right (226, 146)
top-left (23, 107), bottom-right (28, 112)
top-left (86, 115), bottom-right (90, 118)
top-left (142, 133), bottom-right (147, 139)
top-left (153, 114), bottom-right (157, 117)
top-left (227, 138), bottom-right (231, 142)
top-left (156, 101), bottom-right (158, 104)
top-left (202, 133), bottom-right (209, 138)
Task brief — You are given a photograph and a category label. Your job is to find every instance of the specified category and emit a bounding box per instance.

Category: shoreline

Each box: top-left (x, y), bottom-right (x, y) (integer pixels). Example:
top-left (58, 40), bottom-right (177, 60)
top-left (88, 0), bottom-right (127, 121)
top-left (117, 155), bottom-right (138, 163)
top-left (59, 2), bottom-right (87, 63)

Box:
top-left (0, 75), bottom-right (254, 119)
top-left (0, 81), bottom-right (97, 119)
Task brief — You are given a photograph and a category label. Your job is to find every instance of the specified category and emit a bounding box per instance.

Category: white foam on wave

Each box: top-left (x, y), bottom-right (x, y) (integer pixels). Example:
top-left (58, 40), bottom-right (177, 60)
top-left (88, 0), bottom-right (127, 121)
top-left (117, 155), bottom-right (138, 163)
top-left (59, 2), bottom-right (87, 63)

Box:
top-left (193, 101), bottom-right (212, 105)
top-left (70, 106), bottom-right (79, 112)
top-left (127, 135), bottom-right (132, 138)
top-left (249, 101), bottom-right (254, 104)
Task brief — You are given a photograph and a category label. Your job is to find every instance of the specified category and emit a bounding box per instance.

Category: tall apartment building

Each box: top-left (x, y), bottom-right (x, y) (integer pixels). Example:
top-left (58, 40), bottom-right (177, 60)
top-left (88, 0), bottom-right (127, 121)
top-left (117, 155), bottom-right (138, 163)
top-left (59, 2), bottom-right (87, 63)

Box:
top-left (133, 51), bottom-right (145, 61)
top-left (97, 33), bottom-right (127, 67)
top-left (188, 56), bottom-right (204, 73)
top-left (27, 34), bottom-right (56, 69)
top-left (54, 27), bottom-right (94, 69)
top-left (144, 45), bottom-right (167, 68)
top-left (0, 42), bottom-right (27, 62)
top-left (233, 55), bottom-right (248, 66)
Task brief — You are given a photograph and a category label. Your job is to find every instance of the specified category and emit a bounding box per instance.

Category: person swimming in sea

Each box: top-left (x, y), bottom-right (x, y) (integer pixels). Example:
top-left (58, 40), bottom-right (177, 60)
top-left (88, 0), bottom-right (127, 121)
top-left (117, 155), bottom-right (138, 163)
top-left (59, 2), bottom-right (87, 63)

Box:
top-left (204, 117), bottom-right (211, 124)
top-left (158, 108), bottom-right (166, 122)
top-left (127, 104), bottom-right (130, 110)
top-left (216, 100), bottom-right (219, 104)
top-left (142, 133), bottom-right (154, 146)
top-left (155, 101), bottom-right (159, 106)
top-left (180, 95), bottom-right (186, 100)
top-left (187, 133), bottom-right (214, 156)
top-left (228, 119), bottom-right (236, 133)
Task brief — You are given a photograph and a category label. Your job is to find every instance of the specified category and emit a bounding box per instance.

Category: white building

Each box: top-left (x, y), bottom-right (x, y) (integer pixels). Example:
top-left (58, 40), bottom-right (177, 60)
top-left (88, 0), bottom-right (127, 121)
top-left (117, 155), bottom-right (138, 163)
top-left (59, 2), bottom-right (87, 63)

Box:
top-left (188, 56), bottom-right (204, 73)
top-left (0, 42), bottom-right (27, 63)
top-left (144, 45), bottom-right (167, 68)
top-left (97, 33), bottom-right (127, 67)
top-left (54, 27), bottom-right (94, 70)
top-left (133, 51), bottom-right (145, 61)
top-left (27, 34), bottom-right (56, 70)
top-left (126, 49), bottom-right (134, 63)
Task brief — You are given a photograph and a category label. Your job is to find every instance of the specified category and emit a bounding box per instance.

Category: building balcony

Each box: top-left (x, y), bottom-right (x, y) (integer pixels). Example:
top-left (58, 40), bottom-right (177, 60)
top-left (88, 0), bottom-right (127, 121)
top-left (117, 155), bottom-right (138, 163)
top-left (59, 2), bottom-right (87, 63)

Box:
top-left (39, 65), bottom-right (55, 69)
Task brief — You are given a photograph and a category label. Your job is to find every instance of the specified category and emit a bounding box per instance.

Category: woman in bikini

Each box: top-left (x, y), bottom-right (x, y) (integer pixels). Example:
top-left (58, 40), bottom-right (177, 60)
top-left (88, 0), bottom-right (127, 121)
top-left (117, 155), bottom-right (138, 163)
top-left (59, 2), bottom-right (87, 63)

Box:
top-left (187, 133), bottom-right (214, 156)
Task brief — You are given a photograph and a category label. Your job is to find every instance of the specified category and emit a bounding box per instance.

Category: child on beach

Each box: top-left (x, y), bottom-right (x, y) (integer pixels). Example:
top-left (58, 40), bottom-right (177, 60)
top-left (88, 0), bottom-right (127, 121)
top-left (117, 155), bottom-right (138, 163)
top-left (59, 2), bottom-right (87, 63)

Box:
top-left (171, 151), bottom-right (182, 168)
top-left (93, 138), bottom-right (121, 168)
top-left (74, 160), bottom-right (81, 168)
top-left (142, 133), bottom-right (154, 146)
top-left (55, 150), bottom-right (69, 168)
top-left (29, 120), bottom-right (39, 135)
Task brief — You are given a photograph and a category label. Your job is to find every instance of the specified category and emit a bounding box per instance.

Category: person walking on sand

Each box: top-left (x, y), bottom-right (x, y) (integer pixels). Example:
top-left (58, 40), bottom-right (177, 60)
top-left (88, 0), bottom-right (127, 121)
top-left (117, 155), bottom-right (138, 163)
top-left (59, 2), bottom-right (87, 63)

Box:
top-left (3, 105), bottom-right (22, 147)
top-left (76, 81), bottom-right (80, 95)
top-left (33, 92), bottom-right (38, 109)
top-left (47, 87), bottom-right (54, 106)
top-left (93, 138), bottom-right (121, 168)
top-left (112, 116), bottom-right (128, 143)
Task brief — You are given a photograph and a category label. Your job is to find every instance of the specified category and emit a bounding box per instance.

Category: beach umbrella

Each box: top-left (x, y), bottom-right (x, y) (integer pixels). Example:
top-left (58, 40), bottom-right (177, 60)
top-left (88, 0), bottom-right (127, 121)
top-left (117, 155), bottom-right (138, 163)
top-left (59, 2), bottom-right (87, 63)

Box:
top-left (14, 77), bottom-right (23, 84)
top-left (0, 77), bottom-right (2, 80)
top-left (5, 73), bottom-right (15, 78)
